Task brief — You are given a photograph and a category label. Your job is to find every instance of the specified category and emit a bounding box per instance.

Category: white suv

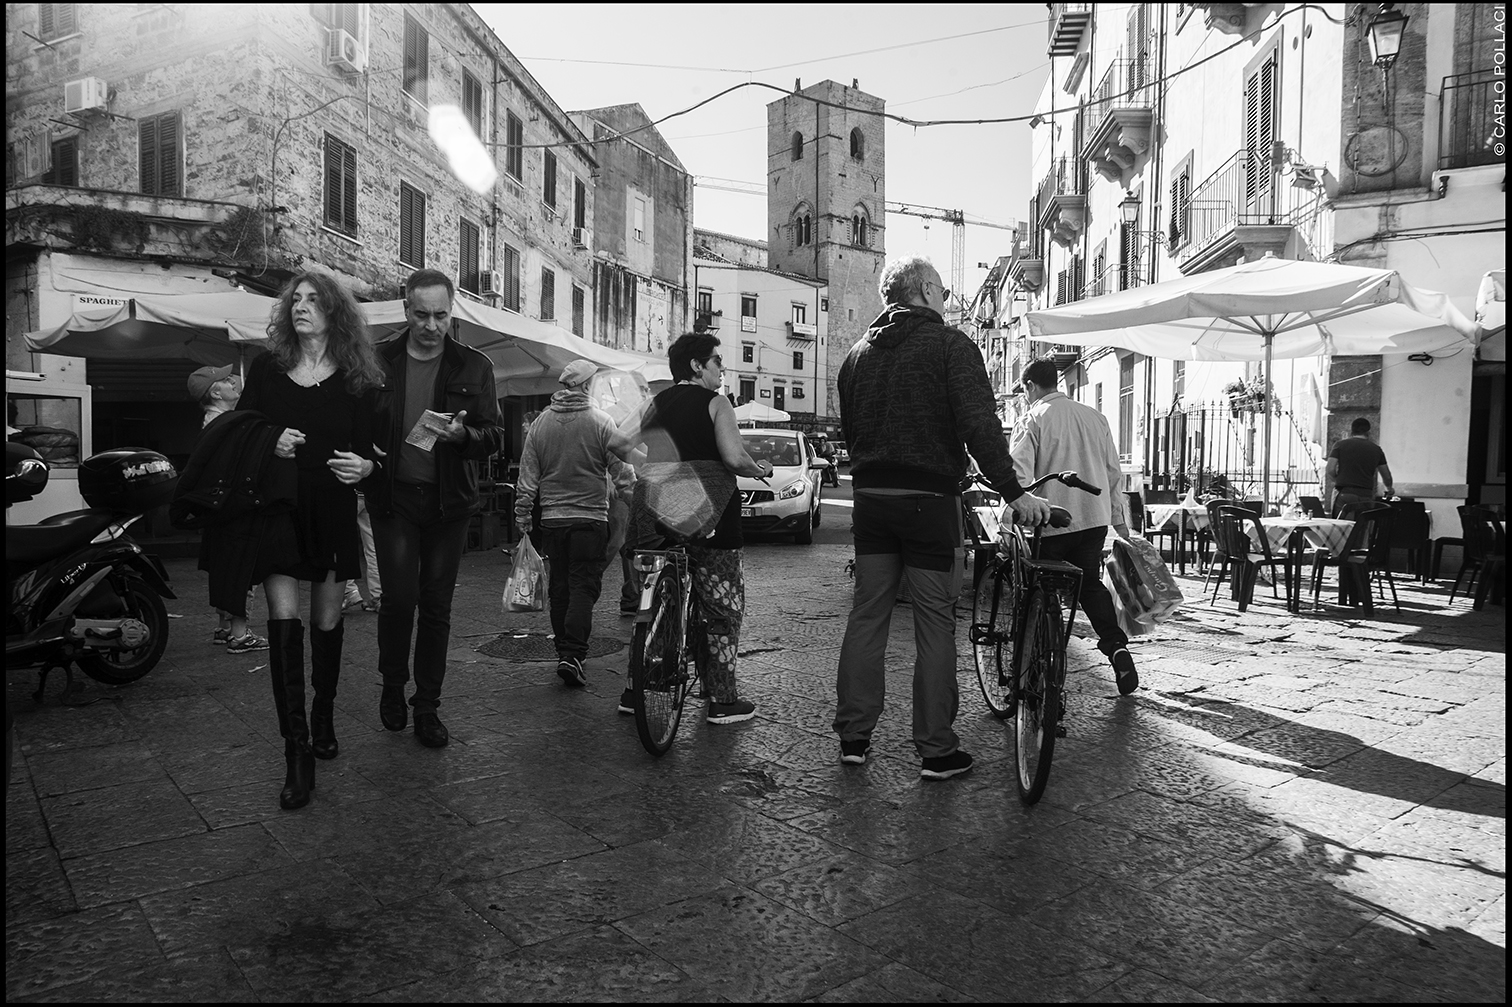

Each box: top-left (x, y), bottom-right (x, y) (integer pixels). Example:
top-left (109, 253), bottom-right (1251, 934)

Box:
top-left (736, 429), bottom-right (827, 545)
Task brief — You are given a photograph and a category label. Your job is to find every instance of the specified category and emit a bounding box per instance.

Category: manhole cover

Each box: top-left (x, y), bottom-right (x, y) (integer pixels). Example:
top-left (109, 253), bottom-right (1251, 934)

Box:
top-left (477, 634), bottom-right (625, 661)
top-left (1156, 639), bottom-right (1253, 662)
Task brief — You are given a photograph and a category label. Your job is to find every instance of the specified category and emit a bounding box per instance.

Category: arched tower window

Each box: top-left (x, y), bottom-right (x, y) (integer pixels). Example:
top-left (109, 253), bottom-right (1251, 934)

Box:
top-left (791, 131), bottom-right (804, 161)
top-left (791, 203), bottom-right (813, 247)
top-left (850, 127), bottom-right (864, 160)
top-left (850, 208), bottom-right (869, 247)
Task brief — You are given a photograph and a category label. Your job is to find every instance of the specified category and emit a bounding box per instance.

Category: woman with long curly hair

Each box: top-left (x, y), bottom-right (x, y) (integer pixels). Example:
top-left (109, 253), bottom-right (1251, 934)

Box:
top-left (239, 270), bottom-right (383, 810)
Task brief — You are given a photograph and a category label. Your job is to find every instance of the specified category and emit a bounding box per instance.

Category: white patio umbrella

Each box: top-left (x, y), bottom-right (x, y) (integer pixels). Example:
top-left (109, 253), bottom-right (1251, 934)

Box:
top-left (361, 297), bottom-right (670, 395)
top-left (733, 401), bottom-right (790, 425)
top-left (1026, 255), bottom-right (1478, 506)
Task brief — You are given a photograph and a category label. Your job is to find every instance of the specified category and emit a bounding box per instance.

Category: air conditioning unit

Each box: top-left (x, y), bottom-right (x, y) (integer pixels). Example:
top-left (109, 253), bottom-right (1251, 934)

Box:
top-left (64, 77), bottom-right (108, 115)
top-left (479, 269), bottom-right (503, 296)
top-left (571, 226), bottom-right (591, 249)
top-left (325, 28), bottom-right (367, 74)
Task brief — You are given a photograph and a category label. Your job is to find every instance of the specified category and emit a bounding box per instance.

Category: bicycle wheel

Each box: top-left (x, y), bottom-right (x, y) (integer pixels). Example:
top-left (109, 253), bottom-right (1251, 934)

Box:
top-left (1014, 588), bottom-right (1065, 805)
top-left (971, 558), bottom-right (1019, 719)
top-left (631, 567), bottom-right (688, 756)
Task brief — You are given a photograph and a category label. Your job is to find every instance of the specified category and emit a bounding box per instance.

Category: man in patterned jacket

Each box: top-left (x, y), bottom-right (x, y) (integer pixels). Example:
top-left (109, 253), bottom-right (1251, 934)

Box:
top-left (833, 256), bottom-right (1051, 780)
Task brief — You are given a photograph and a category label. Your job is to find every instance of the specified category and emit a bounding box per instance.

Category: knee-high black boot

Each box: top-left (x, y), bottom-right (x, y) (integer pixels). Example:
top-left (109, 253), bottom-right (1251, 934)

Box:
top-left (309, 621), bottom-right (343, 760)
top-left (267, 618), bottom-right (314, 810)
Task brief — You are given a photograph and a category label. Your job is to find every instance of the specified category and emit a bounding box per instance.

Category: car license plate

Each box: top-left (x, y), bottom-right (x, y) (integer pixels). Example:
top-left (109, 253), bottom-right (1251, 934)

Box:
top-left (741, 507), bottom-right (755, 518)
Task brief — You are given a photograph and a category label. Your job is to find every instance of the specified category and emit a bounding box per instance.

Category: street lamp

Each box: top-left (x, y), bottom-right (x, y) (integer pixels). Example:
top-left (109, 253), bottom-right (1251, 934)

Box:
top-left (1119, 191), bottom-right (1142, 226)
top-left (1366, 4), bottom-right (1408, 70)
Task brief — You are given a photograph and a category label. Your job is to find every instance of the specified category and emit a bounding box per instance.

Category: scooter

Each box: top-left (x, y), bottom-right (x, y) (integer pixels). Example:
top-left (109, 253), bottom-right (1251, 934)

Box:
top-left (6, 443), bottom-right (178, 704)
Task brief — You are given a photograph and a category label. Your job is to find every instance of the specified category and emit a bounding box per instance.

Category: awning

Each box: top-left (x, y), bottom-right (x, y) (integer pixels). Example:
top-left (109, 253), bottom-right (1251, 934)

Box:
top-left (24, 289), bottom-right (277, 366)
top-left (361, 297), bottom-right (671, 395)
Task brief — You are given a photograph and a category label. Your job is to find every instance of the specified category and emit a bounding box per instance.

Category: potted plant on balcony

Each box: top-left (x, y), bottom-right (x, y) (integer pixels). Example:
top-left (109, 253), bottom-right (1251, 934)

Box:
top-left (1223, 377), bottom-right (1274, 417)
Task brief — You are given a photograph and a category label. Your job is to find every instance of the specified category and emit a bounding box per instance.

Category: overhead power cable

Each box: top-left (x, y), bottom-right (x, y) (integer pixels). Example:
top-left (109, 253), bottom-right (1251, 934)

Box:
top-left (501, 4), bottom-right (1337, 152)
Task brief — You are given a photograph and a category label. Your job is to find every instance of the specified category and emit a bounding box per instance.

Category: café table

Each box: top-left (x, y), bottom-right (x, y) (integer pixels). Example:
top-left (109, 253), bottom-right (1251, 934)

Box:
top-left (1253, 515), bottom-right (1355, 613)
top-left (1144, 500), bottom-right (1213, 575)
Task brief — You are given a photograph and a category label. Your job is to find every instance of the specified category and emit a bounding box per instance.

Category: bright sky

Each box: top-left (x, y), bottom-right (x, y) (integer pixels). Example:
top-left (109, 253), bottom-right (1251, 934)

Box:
top-left (477, 3), bottom-right (1053, 296)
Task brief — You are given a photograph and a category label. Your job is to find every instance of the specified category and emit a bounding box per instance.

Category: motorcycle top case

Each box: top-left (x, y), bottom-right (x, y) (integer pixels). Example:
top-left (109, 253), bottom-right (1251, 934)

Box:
top-left (79, 448), bottom-right (179, 512)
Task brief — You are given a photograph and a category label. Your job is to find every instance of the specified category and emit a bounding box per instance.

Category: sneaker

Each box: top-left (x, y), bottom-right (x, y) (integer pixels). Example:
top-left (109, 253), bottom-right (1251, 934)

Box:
top-left (920, 749), bottom-right (974, 780)
top-left (212, 627), bottom-right (232, 646)
top-left (342, 586), bottom-right (363, 610)
top-left (556, 658), bottom-right (587, 688)
top-left (618, 689), bottom-right (635, 715)
top-left (1111, 648), bottom-right (1139, 696)
top-left (226, 633), bottom-right (269, 655)
top-left (706, 698), bottom-right (756, 724)
top-left (840, 739), bottom-right (870, 765)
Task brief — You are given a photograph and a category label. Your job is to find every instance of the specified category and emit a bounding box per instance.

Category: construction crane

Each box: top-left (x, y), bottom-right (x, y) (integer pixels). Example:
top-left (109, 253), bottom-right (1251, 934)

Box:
top-left (884, 202), bottom-right (1017, 326)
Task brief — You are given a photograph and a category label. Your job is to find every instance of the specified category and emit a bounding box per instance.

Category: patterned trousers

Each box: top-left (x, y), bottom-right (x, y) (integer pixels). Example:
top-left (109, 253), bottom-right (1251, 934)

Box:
top-left (686, 546), bottom-right (745, 703)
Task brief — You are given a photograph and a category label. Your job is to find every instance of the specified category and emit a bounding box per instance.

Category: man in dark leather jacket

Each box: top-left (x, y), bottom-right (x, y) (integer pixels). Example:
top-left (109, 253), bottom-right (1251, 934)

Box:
top-left (369, 268), bottom-right (506, 748)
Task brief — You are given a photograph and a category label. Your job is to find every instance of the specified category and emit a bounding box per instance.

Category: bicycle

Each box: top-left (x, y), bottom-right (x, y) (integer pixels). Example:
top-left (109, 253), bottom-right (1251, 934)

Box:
top-left (967, 469), bottom-right (1102, 804)
top-left (627, 545), bottom-right (705, 756)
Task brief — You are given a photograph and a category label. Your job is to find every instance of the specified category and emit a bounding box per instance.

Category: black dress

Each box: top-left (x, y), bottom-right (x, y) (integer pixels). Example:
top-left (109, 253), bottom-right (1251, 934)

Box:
top-left (238, 352), bottom-right (374, 582)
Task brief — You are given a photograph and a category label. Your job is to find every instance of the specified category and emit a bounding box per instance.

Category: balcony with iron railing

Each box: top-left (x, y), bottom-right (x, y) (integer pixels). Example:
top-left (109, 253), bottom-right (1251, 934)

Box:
top-left (1083, 57), bottom-right (1157, 184)
top-left (1047, 3), bottom-right (1092, 56)
top-left (1082, 257), bottom-right (1145, 301)
top-left (1172, 148), bottom-right (1324, 274)
top-left (1439, 70), bottom-right (1501, 170)
top-left (1037, 154), bottom-right (1089, 249)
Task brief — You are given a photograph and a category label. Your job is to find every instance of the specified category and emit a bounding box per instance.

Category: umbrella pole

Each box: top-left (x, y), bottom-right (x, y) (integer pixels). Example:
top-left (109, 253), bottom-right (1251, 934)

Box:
top-left (1262, 331), bottom-right (1274, 511)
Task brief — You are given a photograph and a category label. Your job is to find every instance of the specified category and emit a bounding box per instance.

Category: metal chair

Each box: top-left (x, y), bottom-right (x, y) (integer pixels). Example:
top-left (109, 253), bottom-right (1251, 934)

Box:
top-left (1450, 506), bottom-right (1505, 606)
top-left (1386, 498), bottom-right (1430, 583)
top-left (1312, 505), bottom-right (1390, 616)
top-left (1364, 505), bottom-right (1400, 612)
top-left (1209, 505), bottom-right (1283, 611)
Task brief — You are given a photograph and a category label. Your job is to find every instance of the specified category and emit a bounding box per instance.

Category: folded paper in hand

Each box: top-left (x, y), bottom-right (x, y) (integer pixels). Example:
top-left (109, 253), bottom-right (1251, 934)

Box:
top-left (404, 410), bottom-right (453, 452)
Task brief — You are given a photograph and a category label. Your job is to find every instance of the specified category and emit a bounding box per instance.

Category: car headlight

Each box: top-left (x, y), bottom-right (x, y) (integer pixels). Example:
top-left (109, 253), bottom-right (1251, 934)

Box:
top-left (776, 479), bottom-right (808, 500)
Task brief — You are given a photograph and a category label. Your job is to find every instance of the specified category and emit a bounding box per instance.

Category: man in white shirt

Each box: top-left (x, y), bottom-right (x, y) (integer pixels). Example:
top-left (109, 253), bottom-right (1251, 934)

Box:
top-left (1010, 357), bottom-right (1138, 695)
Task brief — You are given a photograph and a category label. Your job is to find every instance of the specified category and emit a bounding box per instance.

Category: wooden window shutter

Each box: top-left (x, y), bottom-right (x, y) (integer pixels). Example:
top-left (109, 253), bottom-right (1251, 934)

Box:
top-left (544, 151), bottom-right (557, 208)
top-left (459, 219), bottom-right (479, 293)
top-left (332, 3), bottom-right (359, 37)
top-left (462, 73), bottom-right (483, 137)
top-left (324, 135), bottom-right (342, 226)
top-left (503, 244), bottom-right (521, 310)
top-left (139, 116), bottom-right (158, 195)
top-left (341, 142), bottom-right (357, 231)
top-left (574, 177), bottom-right (586, 229)
top-left (45, 136), bottom-right (78, 186)
top-left (540, 267), bottom-right (555, 320)
top-left (157, 112), bottom-right (180, 196)
top-left (403, 14), bottom-right (428, 102)
top-left (399, 183), bottom-right (424, 266)
top-left (572, 285), bottom-right (584, 336)
top-left (40, 4), bottom-right (75, 39)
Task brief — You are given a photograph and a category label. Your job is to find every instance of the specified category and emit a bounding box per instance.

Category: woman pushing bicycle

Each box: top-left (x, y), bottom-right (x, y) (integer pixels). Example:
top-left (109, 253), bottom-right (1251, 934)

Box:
top-left (620, 333), bottom-right (773, 725)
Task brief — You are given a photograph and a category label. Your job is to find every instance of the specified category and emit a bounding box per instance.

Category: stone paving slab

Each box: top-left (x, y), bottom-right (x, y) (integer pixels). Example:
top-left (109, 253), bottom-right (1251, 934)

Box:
top-left (5, 544), bottom-right (1506, 1002)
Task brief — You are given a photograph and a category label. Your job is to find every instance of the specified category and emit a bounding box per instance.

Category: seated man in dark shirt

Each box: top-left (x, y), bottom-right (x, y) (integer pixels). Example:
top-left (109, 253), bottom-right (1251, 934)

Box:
top-left (1325, 417), bottom-right (1394, 514)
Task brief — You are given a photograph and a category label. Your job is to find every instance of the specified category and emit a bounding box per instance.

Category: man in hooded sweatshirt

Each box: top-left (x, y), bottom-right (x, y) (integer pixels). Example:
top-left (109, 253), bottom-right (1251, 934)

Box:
top-left (834, 256), bottom-right (1051, 781)
top-left (515, 359), bottom-right (638, 688)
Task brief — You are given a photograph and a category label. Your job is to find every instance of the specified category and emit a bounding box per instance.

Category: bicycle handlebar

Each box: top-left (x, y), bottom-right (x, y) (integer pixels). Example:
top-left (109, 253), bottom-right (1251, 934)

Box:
top-left (1025, 470), bottom-right (1102, 495)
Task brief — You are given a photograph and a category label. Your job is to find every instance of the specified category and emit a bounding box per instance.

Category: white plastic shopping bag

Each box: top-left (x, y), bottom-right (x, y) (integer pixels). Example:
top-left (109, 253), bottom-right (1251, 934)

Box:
top-left (503, 536), bottom-right (546, 612)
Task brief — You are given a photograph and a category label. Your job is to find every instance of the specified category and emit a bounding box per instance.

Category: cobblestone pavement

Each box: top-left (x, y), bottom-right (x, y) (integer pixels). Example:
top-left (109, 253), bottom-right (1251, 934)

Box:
top-left (6, 542), bottom-right (1505, 1002)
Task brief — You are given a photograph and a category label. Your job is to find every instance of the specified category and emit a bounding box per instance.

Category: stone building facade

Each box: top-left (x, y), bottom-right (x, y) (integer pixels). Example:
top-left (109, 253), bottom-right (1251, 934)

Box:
top-left (765, 80), bottom-right (886, 418)
top-left (6, 2), bottom-right (597, 463)
top-left (568, 103), bottom-right (692, 357)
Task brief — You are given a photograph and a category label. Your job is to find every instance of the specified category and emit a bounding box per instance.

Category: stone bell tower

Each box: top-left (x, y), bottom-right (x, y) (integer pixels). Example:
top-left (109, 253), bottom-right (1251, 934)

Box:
top-left (767, 80), bottom-right (886, 420)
